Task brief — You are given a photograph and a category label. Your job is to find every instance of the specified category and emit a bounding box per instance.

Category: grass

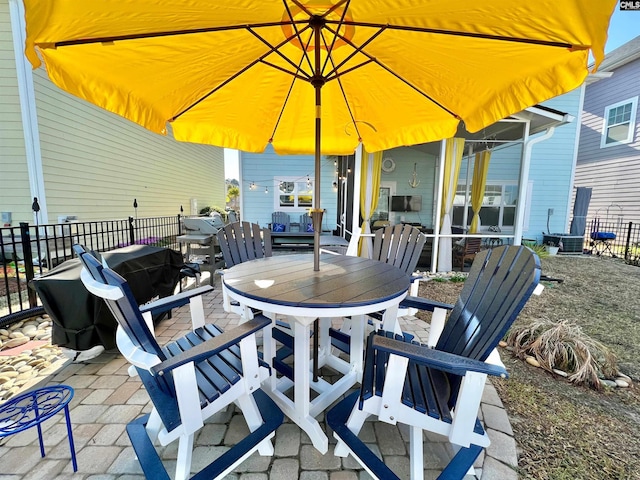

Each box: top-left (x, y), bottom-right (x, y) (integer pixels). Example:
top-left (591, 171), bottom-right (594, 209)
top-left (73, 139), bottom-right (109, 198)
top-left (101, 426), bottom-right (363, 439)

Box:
top-left (416, 254), bottom-right (640, 479)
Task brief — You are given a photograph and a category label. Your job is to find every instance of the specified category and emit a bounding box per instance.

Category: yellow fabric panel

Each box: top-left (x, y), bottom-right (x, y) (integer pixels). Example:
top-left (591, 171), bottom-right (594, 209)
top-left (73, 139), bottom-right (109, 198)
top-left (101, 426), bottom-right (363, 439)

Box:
top-left (470, 150), bottom-right (492, 234)
top-left (360, 149), bottom-right (383, 222)
top-left (441, 138), bottom-right (465, 225)
top-left (23, 0), bottom-right (617, 155)
top-left (359, 149), bottom-right (383, 256)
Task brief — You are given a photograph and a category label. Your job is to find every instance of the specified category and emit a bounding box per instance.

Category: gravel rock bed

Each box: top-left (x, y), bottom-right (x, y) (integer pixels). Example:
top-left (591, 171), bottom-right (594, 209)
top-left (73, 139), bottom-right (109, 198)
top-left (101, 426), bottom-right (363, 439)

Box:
top-left (0, 315), bottom-right (69, 401)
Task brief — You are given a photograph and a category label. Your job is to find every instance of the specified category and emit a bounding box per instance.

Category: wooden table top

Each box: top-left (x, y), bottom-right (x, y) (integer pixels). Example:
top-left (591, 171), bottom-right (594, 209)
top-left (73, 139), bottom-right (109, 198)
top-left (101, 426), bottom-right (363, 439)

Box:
top-left (222, 253), bottom-right (410, 309)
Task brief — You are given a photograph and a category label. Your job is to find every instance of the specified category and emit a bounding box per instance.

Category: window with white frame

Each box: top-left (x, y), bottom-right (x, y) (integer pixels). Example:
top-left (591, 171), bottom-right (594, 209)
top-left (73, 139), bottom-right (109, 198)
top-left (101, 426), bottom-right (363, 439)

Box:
top-left (601, 96), bottom-right (638, 148)
top-left (452, 182), bottom-right (523, 231)
top-left (274, 177), bottom-right (314, 210)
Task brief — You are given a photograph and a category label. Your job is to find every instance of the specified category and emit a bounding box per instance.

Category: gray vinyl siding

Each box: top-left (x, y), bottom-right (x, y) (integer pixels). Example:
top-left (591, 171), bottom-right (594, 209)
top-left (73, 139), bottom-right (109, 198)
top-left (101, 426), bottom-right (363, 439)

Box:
top-left (576, 55), bottom-right (640, 224)
top-left (2, 0), bottom-right (225, 225)
top-left (0, 0), bottom-right (32, 223)
top-left (575, 157), bottom-right (640, 224)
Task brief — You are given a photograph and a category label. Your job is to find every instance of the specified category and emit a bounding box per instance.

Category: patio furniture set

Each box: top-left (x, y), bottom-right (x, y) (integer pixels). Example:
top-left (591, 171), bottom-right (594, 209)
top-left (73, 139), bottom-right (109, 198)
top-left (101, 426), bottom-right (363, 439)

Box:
top-left (42, 222), bottom-right (540, 480)
top-left (0, 222), bottom-right (540, 479)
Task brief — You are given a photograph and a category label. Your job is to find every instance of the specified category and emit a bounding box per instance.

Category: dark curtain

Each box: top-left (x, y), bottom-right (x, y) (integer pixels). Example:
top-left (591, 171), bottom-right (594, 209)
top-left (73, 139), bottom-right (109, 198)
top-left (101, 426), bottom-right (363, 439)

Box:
top-left (569, 187), bottom-right (592, 236)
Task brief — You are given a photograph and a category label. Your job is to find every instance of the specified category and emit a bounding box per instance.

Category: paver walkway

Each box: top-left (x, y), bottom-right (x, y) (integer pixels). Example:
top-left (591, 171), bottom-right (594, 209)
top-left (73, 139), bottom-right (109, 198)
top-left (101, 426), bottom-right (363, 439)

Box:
top-left (0, 286), bottom-right (518, 479)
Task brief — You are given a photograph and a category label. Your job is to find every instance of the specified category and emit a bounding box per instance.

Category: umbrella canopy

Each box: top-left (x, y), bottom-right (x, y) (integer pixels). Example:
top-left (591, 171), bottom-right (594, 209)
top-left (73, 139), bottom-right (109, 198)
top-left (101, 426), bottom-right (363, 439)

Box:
top-left (24, 0), bottom-right (615, 155)
top-left (22, 0), bottom-right (615, 270)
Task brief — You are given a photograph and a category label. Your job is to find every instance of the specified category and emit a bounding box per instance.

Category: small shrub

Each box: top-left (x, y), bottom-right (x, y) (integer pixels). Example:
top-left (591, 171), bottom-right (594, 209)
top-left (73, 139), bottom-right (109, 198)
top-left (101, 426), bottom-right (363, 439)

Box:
top-left (506, 319), bottom-right (618, 389)
top-left (449, 273), bottom-right (466, 283)
top-left (526, 244), bottom-right (549, 259)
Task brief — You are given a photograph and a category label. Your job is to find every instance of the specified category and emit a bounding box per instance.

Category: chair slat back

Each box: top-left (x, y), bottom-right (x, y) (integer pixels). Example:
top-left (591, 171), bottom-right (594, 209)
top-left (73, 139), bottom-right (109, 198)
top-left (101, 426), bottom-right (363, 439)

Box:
top-left (77, 251), bottom-right (166, 360)
top-left (436, 245), bottom-right (540, 362)
top-left (271, 211), bottom-right (290, 232)
top-left (371, 225), bottom-right (426, 275)
top-left (463, 237), bottom-right (482, 255)
top-left (300, 213), bottom-right (313, 232)
top-left (217, 221), bottom-right (272, 268)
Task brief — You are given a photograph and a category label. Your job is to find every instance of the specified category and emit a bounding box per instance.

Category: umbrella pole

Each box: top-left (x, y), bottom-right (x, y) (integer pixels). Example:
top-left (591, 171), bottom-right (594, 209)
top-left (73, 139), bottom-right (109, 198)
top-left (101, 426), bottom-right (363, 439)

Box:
top-left (311, 18), bottom-right (323, 273)
top-left (311, 18), bottom-right (325, 382)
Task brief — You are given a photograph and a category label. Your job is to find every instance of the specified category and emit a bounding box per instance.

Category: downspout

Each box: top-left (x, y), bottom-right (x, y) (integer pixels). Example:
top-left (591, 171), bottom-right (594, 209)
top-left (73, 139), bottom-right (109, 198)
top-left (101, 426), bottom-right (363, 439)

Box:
top-left (9, 0), bottom-right (48, 224)
top-left (514, 125), bottom-right (556, 245)
top-left (565, 85), bottom-right (585, 230)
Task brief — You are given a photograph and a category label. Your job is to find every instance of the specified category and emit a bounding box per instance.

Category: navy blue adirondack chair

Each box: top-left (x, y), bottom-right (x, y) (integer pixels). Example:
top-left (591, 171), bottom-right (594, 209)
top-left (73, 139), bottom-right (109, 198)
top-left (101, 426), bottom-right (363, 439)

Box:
top-left (328, 224), bottom-right (427, 355)
top-left (74, 246), bottom-right (282, 480)
top-left (216, 221), bottom-right (272, 268)
top-left (215, 223), bottom-right (300, 380)
top-left (328, 245), bottom-right (541, 480)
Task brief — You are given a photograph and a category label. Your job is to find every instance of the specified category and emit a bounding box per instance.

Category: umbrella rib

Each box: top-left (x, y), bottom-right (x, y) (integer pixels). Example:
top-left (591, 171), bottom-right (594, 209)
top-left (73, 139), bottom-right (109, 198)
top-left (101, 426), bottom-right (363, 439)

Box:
top-left (322, 24), bottom-right (386, 80)
top-left (326, 20), bottom-right (583, 50)
top-left (269, 40), bottom-right (310, 144)
top-left (290, 0), bottom-right (349, 19)
top-left (321, 36), bottom-right (363, 143)
top-left (247, 26), bottom-right (313, 80)
top-left (50, 21), bottom-right (307, 48)
top-left (323, 26), bottom-right (460, 120)
top-left (319, 0), bottom-right (352, 75)
top-left (282, 0), bottom-right (315, 76)
top-left (171, 25), bottom-right (311, 121)
top-left (260, 60), bottom-right (311, 81)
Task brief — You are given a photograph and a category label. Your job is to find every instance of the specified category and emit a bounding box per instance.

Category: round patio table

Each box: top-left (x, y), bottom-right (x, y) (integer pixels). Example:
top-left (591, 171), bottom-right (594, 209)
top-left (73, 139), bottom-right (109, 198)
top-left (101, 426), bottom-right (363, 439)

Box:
top-left (222, 253), bottom-right (410, 453)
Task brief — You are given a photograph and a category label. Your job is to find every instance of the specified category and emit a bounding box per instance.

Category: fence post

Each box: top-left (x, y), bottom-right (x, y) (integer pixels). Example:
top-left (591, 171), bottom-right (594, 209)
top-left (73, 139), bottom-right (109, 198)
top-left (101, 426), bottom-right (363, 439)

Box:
top-left (624, 221), bottom-right (633, 261)
top-left (128, 216), bottom-right (135, 245)
top-left (19, 222), bottom-right (38, 308)
top-left (178, 214), bottom-right (182, 235)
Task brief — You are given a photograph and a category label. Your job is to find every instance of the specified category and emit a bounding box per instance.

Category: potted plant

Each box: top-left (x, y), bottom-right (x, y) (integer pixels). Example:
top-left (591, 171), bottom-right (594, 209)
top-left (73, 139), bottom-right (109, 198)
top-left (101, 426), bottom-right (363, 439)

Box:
top-left (545, 239), bottom-right (562, 256)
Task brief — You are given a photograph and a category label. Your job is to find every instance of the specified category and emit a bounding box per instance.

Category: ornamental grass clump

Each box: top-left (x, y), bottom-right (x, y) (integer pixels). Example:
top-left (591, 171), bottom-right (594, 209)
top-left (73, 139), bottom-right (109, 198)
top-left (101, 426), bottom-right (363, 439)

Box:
top-left (506, 319), bottom-right (618, 389)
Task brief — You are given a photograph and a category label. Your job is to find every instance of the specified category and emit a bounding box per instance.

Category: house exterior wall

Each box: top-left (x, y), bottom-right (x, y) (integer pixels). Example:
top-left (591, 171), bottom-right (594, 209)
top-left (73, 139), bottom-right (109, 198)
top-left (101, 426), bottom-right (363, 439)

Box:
top-left (32, 68), bottom-right (225, 222)
top-left (0, 0), bottom-right (225, 225)
top-left (527, 88), bottom-right (584, 238)
top-left (0, 0), bottom-right (32, 223)
top-left (239, 95), bottom-right (583, 244)
top-left (240, 147), bottom-right (339, 230)
top-left (379, 146), bottom-right (438, 227)
top-left (575, 59), bottom-right (640, 224)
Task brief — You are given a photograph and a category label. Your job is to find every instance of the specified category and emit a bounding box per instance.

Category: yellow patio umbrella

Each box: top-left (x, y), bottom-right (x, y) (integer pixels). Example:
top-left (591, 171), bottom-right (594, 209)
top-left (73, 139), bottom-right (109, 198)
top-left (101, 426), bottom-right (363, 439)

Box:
top-left (22, 0), bottom-right (616, 270)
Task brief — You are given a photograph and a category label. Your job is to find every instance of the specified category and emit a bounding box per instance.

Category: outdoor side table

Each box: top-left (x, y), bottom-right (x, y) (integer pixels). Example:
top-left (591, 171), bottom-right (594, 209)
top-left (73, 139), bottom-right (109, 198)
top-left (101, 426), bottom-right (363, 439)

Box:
top-left (0, 385), bottom-right (77, 472)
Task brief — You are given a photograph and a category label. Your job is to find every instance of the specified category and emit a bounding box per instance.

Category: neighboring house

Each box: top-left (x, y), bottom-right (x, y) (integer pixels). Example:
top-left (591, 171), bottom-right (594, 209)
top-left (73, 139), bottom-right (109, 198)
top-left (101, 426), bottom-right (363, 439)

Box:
top-left (575, 35), bottom-right (640, 225)
top-left (1, 0), bottom-right (225, 227)
top-left (238, 92), bottom-right (583, 255)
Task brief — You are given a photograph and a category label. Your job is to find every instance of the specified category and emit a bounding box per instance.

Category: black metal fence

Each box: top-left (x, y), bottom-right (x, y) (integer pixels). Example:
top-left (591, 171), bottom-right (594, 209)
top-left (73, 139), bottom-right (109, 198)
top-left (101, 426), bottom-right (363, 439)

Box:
top-left (1, 215), bottom-right (183, 325)
top-left (585, 219), bottom-right (640, 265)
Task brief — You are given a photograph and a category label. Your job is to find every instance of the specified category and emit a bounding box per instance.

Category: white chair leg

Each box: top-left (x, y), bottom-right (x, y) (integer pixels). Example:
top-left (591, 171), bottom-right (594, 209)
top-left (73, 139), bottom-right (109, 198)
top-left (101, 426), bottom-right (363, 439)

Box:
top-left (145, 408), bottom-right (163, 443)
top-left (174, 433), bottom-right (195, 480)
top-left (236, 393), bottom-right (274, 456)
top-left (409, 425), bottom-right (424, 480)
top-left (334, 406), bottom-right (369, 457)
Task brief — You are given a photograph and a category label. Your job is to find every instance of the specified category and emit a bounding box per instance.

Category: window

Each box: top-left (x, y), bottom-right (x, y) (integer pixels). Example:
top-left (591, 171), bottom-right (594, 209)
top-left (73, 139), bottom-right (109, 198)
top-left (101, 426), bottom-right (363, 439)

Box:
top-left (452, 183), bottom-right (520, 230)
top-left (601, 97), bottom-right (638, 148)
top-left (274, 177), bottom-right (314, 209)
